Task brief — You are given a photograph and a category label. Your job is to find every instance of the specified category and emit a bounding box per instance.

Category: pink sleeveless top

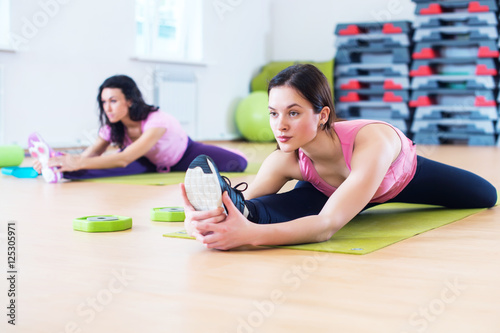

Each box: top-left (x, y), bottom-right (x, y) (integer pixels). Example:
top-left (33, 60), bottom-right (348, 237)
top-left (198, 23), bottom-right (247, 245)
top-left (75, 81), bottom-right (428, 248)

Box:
top-left (298, 120), bottom-right (417, 203)
top-left (99, 110), bottom-right (188, 172)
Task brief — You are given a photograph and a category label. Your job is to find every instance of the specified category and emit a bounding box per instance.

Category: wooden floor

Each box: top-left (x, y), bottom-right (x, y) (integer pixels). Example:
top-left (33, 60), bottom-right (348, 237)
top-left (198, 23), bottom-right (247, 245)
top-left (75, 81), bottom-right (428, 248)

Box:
top-left (1, 143), bottom-right (500, 333)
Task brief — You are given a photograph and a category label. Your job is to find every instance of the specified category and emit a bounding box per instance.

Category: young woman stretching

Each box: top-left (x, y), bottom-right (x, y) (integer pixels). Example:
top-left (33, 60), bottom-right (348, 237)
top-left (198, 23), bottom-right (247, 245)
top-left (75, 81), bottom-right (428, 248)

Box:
top-left (31, 75), bottom-right (247, 182)
top-left (181, 64), bottom-right (497, 250)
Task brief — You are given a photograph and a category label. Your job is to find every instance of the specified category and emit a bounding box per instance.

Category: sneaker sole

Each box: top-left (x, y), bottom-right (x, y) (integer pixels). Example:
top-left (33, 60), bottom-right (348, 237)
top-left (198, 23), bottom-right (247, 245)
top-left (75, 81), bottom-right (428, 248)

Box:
top-left (185, 158), bottom-right (222, 211)
top-left (28, 132), bottom-right (62, 183)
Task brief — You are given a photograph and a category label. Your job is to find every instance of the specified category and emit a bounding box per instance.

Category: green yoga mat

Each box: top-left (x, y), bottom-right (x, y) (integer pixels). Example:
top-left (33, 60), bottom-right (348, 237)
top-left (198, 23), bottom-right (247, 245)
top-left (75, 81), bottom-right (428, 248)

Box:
top-left (80, 162), bottom-right (261, 186)
top-left (163, 202), bottom-right (496, 255)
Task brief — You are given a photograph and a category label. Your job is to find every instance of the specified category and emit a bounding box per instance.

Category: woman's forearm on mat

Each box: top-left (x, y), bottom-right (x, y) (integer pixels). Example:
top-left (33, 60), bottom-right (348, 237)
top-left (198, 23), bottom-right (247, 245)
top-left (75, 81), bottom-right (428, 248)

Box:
top-left (77, 153), bottom-right (137, 170)
top-left (80, 137), bottom-right (110, 158)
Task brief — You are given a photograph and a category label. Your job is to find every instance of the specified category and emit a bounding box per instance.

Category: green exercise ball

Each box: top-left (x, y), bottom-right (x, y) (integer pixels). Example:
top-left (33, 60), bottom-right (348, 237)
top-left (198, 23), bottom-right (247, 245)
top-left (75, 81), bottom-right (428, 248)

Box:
top-left (0, 145), bottom-right (24, 168)
top-left (235, 91), bottom-right (274, 142)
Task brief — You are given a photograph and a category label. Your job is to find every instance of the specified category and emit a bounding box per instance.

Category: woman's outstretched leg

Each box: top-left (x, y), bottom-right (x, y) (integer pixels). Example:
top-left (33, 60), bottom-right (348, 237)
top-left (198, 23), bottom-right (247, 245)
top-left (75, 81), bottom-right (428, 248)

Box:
top-left (63, 157), bottom-right (157, 180)
top-left (245, 181), bottom-right (329, 224)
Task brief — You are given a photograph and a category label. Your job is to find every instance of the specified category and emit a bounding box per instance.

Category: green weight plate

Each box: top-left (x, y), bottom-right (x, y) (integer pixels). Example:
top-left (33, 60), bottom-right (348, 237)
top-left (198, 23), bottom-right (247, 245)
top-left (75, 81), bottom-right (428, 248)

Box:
top-left (150, 207), bottom-right (185, 222)
top-left (87, 216), bottom-right (119, 222)
top-left (73, 215), bottom-right (132, 232)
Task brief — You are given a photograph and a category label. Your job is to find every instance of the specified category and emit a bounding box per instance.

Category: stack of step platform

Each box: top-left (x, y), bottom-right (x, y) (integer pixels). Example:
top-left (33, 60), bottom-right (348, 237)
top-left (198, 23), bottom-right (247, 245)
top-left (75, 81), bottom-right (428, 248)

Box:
top-left (409, 0), bottom-right (499, 145)
top-left (333, 21), bottom-right (413, 135)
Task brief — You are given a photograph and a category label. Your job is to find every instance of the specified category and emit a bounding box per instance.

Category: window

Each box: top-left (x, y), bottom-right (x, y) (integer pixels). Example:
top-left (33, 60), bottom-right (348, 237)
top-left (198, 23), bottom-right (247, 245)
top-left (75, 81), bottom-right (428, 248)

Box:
top-left (0, 0), bottom-right (10, 49)
top-left (135, 0), bottom-right (203, 63)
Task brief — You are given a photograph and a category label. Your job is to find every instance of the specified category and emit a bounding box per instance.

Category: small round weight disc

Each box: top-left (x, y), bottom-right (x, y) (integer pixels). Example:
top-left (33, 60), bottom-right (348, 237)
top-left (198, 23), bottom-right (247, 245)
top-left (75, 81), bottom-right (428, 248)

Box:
top-left (73, 215), bottom-right (132, 232)
top-left (87, 216), bottom-right (119, 221)
top-left (158, 207), bottom-right (184, 212)
top-left (150, 207), bottom-right (185, 222)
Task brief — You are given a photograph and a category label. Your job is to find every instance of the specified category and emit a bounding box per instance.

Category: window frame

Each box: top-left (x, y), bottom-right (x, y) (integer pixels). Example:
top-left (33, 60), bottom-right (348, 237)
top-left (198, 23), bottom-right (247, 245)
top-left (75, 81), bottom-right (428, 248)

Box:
top-left (134, 0), bottom-right (203, 65)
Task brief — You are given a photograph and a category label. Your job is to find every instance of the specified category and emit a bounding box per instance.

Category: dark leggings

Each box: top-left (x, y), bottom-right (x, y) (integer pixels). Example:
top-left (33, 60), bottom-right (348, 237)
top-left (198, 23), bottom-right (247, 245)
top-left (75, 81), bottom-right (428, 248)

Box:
top-left (63, 138), bottom-right (247, 180)
top-left (245, 156), bottom-right (497, 224)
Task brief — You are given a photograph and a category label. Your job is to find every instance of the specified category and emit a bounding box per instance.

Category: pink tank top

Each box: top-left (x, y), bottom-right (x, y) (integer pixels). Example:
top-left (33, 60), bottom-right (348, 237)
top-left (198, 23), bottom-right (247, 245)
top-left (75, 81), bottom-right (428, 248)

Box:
top-left (298, 119), bottom-right (417, 203)
top-left (99, 110), bottom-right (188, 172)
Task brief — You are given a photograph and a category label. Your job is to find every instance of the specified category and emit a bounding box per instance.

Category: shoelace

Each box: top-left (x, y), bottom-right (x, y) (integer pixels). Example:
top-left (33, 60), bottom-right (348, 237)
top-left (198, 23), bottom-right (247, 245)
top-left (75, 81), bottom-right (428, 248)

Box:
top-left (221, 176), bottom-right (248, 195)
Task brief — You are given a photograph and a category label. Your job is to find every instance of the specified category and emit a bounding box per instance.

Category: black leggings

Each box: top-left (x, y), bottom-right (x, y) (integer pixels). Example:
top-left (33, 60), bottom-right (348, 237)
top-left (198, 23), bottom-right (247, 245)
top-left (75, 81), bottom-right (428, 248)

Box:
top-left (245, 156), bottom-right (497, 224)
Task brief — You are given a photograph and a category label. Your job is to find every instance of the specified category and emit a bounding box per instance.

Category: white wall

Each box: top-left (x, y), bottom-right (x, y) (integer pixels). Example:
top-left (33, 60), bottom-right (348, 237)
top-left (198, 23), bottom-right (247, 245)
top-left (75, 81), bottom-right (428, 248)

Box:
top-left (195, 0), bottom-right (271, 139)
top-left (0, 0), bottom-right (146, 147)
top-left (270, 0), bottom-right (416, 61)
top-left (0, 0), bottom-right (271, 147)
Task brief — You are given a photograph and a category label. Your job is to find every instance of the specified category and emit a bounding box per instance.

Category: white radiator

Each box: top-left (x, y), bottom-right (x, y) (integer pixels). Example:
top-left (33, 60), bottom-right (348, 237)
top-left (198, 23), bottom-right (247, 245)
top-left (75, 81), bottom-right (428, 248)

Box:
top-left (154, 70), bottom-right (198, 139)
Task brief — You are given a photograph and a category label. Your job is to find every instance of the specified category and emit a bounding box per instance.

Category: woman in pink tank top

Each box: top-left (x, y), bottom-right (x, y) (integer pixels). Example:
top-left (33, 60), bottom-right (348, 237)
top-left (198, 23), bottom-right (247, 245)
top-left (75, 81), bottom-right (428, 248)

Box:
top-left (181, 64), bottom-right (496, 250)
top-left (30, 75), bottom-right (247, 181)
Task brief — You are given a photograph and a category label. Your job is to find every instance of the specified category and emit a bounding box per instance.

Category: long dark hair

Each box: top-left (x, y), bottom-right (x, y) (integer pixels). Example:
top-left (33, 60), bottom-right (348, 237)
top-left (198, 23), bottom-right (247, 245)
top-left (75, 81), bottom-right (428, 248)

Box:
top-left (97, 75), bottom-right (159, 148)
top-left (267, 64), bottom-right (337, 136)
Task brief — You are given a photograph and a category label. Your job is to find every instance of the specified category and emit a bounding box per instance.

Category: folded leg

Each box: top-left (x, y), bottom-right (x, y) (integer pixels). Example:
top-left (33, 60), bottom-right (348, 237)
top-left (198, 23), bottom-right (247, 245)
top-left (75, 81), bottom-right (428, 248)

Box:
top-left (388, 156), bottom-right (497, 208)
